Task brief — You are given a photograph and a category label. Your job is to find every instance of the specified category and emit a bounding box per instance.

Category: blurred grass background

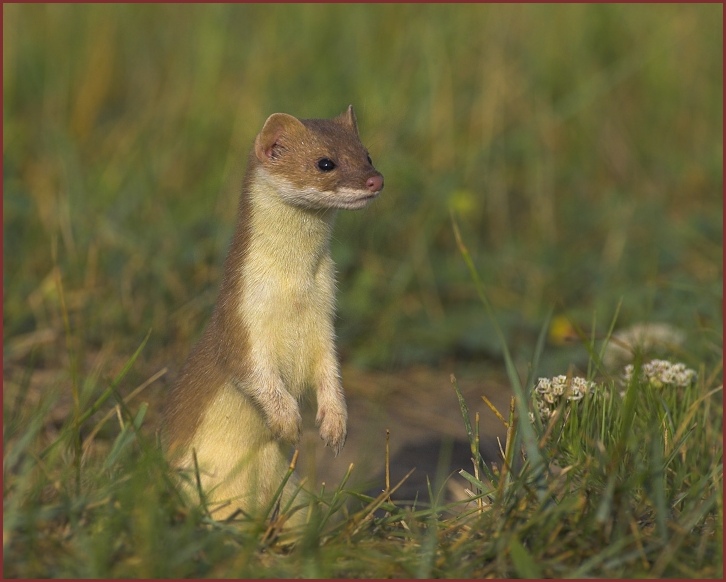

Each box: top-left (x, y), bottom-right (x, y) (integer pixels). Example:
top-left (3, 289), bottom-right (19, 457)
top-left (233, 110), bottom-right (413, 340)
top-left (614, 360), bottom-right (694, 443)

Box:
top-left (3, 3), bottom-right (722, 380)
top-left (2, 5), bottom-right (723, 578)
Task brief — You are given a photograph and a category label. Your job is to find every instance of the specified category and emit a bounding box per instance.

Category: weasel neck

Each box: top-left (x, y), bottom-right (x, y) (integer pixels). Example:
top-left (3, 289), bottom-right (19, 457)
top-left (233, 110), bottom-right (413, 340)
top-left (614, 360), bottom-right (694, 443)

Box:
top-left (246, 175), bottom-right (337, 272)
top-left (218, 169), bottom-right (338, 301)
top-left (216, 170), bottom-right (339, 326)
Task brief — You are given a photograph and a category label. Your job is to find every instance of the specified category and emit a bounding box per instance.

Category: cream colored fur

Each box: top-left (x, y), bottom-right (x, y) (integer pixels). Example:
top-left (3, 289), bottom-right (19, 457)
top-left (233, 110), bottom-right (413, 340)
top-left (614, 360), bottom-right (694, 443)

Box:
top-left (181, 383), bottom-right (297, 519)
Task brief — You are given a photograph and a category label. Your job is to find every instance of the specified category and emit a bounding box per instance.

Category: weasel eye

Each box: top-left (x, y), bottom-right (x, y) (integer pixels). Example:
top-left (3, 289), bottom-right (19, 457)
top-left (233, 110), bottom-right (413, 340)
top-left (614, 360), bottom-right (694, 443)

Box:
top-left (367, 155), bottom-right (373, 165)
top-left (317, 158), bottom-right (336, 172)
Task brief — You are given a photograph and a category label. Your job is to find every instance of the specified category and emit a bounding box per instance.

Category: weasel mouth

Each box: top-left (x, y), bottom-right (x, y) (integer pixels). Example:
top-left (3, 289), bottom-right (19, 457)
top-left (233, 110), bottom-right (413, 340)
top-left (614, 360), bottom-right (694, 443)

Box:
top-left (341, 191), bottom-right (379, 209)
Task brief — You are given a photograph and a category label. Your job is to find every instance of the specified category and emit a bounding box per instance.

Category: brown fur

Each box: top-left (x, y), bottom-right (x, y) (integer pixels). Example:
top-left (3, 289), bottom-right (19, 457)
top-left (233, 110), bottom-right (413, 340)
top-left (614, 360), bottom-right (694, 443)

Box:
top-left (162, 160), bottom-right (255, 456)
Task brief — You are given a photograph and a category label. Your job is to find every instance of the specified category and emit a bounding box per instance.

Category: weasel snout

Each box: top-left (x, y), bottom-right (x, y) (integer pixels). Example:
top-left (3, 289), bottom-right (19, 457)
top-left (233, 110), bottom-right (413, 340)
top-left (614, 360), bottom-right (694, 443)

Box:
top-left (366, 174), bottom-right (384, 193)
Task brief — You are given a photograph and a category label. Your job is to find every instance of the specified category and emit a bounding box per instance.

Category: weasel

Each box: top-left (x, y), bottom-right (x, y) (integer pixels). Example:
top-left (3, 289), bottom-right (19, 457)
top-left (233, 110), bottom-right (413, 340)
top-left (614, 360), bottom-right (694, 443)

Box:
top-left (162, 105), bottom-right (383, 523)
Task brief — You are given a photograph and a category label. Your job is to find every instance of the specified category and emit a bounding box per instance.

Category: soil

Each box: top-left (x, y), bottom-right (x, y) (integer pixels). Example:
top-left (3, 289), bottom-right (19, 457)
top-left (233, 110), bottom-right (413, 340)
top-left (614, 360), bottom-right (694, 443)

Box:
top-left (297, 363), bottom-right (513, 506)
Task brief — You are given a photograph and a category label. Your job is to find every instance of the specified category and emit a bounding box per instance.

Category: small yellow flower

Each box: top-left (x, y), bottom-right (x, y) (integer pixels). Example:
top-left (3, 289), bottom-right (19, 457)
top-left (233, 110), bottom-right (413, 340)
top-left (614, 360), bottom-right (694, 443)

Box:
top-left (448, 189), bottom-right (477, 214)
top-left (549, 315), bottom-right (578, 345)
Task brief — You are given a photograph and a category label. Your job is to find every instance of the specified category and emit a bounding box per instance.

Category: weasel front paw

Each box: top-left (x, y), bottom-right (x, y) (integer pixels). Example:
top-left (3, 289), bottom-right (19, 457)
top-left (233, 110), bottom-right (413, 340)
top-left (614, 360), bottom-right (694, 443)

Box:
top-left (265, 398), bottom-right (302, 444)
top-left (316, 405), bottom-right (347, 456)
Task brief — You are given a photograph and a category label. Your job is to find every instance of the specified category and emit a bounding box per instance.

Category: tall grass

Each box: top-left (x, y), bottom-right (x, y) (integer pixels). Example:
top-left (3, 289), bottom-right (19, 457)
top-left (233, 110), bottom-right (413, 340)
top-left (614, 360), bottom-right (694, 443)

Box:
top-left (3, 3), bottom-right (722, 578)
top-left (4, 317), bottom-right (721, 577)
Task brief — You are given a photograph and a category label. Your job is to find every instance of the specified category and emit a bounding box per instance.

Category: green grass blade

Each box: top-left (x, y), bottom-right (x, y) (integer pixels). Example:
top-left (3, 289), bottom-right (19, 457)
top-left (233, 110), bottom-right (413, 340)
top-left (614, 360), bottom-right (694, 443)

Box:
top-left (509, 535), bottom-right (542, 578)
top-left (41, 329), bottom-right (152, 459)
top-left (451, 215), bottom-right (546, 490)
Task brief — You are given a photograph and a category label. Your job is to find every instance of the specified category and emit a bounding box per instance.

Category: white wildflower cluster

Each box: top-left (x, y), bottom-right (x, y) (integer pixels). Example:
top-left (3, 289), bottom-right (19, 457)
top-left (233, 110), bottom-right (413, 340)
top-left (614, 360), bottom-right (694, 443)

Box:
top-left (622, 359), bottom-right (697, 390)
top-left (602, 322), bottom-right (686, 369)
top-left (529, 375), bottom-right (595, 423)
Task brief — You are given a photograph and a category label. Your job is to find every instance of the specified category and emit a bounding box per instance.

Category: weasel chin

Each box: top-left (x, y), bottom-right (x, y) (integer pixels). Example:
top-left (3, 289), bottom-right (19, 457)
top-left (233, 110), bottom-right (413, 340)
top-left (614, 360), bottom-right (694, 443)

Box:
top-left (332, 191), bottom-right (380, 210)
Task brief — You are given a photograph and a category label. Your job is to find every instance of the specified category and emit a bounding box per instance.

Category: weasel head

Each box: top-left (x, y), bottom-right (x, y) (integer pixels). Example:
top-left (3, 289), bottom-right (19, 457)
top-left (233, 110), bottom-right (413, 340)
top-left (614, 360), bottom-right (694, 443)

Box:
top-left (253, 105), bottom-right (384, 211)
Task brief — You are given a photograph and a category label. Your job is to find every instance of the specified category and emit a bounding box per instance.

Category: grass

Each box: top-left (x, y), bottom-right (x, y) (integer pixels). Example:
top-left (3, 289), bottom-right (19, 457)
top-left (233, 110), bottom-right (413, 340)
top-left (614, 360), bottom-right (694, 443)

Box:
top-left (4, 313), bottom-right (722, 577)
top-left (3, 3), bottom-right (723, 578)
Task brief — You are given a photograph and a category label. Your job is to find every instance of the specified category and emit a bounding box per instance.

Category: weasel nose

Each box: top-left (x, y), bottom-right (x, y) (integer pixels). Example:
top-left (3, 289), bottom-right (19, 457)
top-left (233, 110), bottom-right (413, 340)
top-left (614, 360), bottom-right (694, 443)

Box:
top-left (366, 175), bottom-right (384, 193)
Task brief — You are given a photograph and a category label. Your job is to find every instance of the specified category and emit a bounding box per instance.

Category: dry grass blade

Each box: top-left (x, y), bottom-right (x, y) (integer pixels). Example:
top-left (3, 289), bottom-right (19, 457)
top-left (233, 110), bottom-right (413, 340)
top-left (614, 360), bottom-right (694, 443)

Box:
top-left (82, 367), bottom-right (167, 453)
top-left (346, 467), bottom-right (417, 537)
top-left (482, 394), bottom-right (509, 428)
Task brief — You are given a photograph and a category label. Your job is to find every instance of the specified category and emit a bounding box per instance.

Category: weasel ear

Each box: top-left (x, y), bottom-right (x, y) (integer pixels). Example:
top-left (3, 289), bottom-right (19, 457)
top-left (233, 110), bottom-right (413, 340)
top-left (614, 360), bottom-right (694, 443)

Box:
top-left (255, 113), bottom-right (305, 163)
top-left (341, 104), bottom-right (359, 135)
